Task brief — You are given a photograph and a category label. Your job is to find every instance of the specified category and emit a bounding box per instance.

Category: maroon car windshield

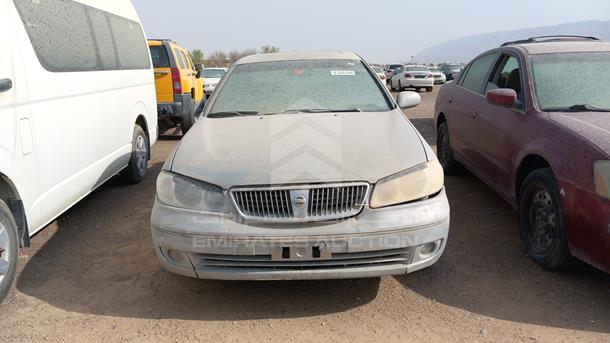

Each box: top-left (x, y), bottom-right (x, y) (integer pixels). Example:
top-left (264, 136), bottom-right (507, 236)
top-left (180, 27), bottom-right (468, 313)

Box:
top-left (532, 52), bottom-right (610, 111)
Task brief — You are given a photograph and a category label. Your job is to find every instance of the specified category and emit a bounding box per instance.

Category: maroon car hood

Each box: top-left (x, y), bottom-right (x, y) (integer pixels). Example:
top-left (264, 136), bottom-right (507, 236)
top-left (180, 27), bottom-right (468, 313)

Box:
top-left (550, 112), bottom-right (610, 157)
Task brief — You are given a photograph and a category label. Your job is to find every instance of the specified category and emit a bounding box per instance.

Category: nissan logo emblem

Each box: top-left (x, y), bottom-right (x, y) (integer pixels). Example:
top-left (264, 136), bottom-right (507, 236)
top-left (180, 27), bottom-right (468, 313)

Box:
top-left (293, 196), bottom-right (307, 208)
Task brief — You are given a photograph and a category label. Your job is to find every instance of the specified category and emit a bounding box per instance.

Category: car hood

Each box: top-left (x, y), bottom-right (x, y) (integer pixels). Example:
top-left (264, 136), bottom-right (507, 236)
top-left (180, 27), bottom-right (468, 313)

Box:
top-left (170, 110), bottom-right (428, 189)
top-left (550, 112), bottom-right (610, 156)
top-left (203, 77), bottom-right (222, 85)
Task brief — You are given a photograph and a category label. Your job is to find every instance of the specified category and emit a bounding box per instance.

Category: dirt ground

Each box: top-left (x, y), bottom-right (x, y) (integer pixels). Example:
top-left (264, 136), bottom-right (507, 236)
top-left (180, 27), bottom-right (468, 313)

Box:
top-left (1, 87), bottom-right (609, 343)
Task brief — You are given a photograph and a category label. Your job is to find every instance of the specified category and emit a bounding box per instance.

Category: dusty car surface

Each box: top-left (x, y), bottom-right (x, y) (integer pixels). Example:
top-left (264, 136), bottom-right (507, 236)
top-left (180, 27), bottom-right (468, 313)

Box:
top-left (435, 36), bottom-right (610, 273)
top-left (151, 51), bottom-right (450, 280)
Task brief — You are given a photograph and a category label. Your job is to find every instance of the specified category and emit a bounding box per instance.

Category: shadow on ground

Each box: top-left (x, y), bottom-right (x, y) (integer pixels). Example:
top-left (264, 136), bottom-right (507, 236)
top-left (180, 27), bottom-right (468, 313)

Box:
top-left (16, 162), bottom-right (379, 320)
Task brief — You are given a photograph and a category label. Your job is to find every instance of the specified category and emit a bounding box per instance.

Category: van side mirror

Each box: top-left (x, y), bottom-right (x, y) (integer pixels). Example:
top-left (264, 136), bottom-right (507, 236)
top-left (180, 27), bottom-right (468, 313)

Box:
top-left (486, 88), bottom-right (517, 107)
top-left (397, 91), bottom-right (421, 109)
top-left (195, 71), bottom-right (202, 79)
top-left (195, 63), bottom-right (204, 72)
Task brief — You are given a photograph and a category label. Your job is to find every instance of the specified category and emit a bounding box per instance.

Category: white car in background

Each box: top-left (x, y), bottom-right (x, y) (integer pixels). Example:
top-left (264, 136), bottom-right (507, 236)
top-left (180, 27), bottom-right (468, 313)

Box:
top-left (372, 66), bottom-right (387, 83)
top-left (151, 51), bottom-right (450, 281)
top-left (0, 0), bottom-right (157, 302)
top-left (203, 68), bottom-right (228, 97)
top-left (428, 66), bottom-right (446, 84)
top-left (385, 64), bottom-right (404, 83)
top-left (391, 65), bottom-right (434, 92)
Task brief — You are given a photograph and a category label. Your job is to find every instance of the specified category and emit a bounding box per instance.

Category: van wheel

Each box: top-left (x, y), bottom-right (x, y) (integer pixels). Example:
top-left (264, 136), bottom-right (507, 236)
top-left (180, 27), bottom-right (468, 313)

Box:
top-left (437, 122), bottom-right (461, 175)
top-left (121, 125), bottom-right (148, 184)
top-left (518, 169), bottom-right (575, 270)
top-left (0, 199), bottom-right (19, 303)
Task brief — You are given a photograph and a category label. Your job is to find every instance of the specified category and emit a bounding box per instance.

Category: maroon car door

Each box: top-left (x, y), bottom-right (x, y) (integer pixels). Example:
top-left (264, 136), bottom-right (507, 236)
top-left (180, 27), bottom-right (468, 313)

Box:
top-left (469, 54), bottom-right (526, 197)
top-left (448, 53), bottom-right (500, 168)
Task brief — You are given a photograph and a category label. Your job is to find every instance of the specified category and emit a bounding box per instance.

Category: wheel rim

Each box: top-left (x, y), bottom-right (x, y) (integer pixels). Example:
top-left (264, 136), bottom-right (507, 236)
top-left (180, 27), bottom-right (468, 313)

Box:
top-left (526, 187), bottom-right (557, 255)
top-left (0, 222), bottom-right (10, 284)
top-left (135, 134), bottom-right (148, 174)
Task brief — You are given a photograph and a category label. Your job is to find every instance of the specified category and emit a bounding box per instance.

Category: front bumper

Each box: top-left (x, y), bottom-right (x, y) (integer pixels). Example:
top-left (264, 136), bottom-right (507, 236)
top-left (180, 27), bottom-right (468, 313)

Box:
top-left (151, 188), bottom-right (450, 280)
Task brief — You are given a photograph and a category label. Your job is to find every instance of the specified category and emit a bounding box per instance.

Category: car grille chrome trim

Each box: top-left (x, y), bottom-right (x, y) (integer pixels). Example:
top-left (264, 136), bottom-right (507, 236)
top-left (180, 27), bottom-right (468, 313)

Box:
top-left (230, 182), bottom-right (370, 223)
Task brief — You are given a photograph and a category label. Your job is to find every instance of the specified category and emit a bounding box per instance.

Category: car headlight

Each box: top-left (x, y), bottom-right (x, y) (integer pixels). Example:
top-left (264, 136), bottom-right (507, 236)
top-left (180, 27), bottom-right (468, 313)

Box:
top-left (156, 171), bottom-right (230, 213)
top-left (594, 161), bottom-right (610, 200)
top-left (370, 161), bottom-right (444, 209)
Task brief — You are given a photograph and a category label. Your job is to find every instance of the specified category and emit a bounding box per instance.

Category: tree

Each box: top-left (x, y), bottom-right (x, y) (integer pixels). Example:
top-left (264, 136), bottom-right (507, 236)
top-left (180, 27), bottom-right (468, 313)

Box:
top-left (260, 45), bottom-right (280, 54)
top-left (189, 49), bottom-right (204, 64)
top-left (206, 51), bottom-right (227, 67)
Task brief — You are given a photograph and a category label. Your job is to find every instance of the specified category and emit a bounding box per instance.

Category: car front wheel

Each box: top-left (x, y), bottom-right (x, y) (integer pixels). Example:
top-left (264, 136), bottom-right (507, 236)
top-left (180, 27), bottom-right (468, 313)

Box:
top-left (518, 168), bottom-right (574, 270)
top-left (0, 199), bottom-right (18, 303)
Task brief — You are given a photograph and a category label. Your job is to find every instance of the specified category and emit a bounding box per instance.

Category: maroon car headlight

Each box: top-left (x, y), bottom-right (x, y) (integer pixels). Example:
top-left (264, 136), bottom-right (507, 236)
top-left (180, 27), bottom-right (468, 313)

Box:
top-left (594, 161), bottom-right (610, 200)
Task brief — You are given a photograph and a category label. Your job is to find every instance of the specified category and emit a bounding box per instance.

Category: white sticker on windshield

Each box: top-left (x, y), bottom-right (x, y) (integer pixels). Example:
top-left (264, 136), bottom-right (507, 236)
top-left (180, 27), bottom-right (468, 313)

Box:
top-left (331, 70), bottom-right (356, 76)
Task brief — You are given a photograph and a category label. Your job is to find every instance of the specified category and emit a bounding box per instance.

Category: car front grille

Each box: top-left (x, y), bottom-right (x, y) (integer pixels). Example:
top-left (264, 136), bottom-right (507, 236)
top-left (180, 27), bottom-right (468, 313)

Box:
top-left (230, 183), bottom-right (370, 223)
top-left (193, 248), bottom-right (413, 272)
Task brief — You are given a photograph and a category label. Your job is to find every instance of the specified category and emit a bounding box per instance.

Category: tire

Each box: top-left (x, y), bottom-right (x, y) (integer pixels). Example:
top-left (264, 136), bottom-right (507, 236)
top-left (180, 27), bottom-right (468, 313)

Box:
top-left (0, 199), bottom-right (19, 304)
top-left (436, 122), bottom-right (461, 175)
top-left (120, 125), bottom-right (149, 184)
top-left (181, 108), bottom-right (196, 134)
top-left (518, 168), bottom-right (575, 270)
top-left (426, 87), bottom-right (433, 92)
top-left (398, 80), bottom-right (403, 91)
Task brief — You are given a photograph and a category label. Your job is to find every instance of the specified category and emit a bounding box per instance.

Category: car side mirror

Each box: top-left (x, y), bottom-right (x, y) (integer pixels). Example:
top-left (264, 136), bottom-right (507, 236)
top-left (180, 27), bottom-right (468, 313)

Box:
top-left (195, 63), bottom-right (204, 72)
top-left (397, 91), bottom-right (421, 109)
top-left (196, 71), bottom-right (202, 79)
top-left (486, 88), bottom-right (517, 107)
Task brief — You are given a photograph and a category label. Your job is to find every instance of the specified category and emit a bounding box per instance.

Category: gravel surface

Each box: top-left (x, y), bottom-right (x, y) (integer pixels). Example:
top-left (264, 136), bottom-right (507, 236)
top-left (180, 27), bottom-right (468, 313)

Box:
top-left (1, 87), bottom-right (609, 342)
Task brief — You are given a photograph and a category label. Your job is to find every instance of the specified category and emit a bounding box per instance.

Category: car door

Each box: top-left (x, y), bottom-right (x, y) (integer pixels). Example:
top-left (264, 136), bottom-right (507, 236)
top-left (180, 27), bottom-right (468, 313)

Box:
top-left (469, 53), bottom-right (526, 196)
top-left (446, 53), bottom-right (500, 166)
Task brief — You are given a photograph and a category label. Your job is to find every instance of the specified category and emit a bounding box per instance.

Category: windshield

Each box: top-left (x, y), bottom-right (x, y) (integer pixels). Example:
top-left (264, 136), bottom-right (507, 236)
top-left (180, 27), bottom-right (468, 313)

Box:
top-left (429, 67), bottom-right (440, 72)
top-left (388, 64), bottom-right (403, 70)
top-left (532, 52), bottom-right (610, 111)
top-left (373, 66), bottom-right (383, 73)
top-left (405, 66), bottom-right (429, 72)
top-left (202, 69), bottom-right (226, 78)
top-left (208, 59), bottom-right (392, 115)
top-left (447, 64), bottom-right (462, 70)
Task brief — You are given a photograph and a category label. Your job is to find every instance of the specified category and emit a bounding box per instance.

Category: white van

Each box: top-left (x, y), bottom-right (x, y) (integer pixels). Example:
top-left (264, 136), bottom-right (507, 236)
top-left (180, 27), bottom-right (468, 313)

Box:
top-left (0, 0), bottom-right (157, 301)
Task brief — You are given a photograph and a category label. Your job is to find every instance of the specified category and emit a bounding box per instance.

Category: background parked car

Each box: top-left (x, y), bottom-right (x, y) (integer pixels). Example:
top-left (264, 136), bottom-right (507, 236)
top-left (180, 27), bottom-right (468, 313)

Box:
top-left (148, 39), bottom-right (205, 134)
top-left (391, 65), bottom-right (434, 92)
top-left (440, 63), bottom-right (463, 81)
top-left (372, 66), bottom-right (387, 83)
top-left (0, 0), bottom-right (157, 303)
top-left (435, 35), bottom-right (610, 273)
top-left (428, 66), bottom-right (447, 84)
top-left (385, 63), bottom-right (404, 83)
top-left (202, 67), bottom-right (227, 97)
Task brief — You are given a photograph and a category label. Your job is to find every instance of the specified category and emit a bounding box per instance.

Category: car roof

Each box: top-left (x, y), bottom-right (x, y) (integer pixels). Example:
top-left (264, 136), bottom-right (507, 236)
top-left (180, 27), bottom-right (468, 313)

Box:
top-left (515, 41), bottom-right (610, 55)
top-left (235, 51), bottom-right (362, 65)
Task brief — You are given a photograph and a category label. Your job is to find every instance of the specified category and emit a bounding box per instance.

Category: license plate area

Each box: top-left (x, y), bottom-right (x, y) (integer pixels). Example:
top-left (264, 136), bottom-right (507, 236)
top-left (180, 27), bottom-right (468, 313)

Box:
top-left (271, 243), bottom-right (332, 261)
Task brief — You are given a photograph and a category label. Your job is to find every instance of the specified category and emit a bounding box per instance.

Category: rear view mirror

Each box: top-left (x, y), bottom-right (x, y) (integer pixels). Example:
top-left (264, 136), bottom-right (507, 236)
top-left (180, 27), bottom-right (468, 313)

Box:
top-left (486, 88), bottom-right (517, 107)
top-left (397, 91), bottom-right (421, 109)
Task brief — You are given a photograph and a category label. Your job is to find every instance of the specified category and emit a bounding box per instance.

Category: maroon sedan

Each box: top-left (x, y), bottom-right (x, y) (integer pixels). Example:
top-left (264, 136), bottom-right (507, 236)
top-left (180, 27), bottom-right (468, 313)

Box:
top-left (434, 36), bottom-right (610, 273)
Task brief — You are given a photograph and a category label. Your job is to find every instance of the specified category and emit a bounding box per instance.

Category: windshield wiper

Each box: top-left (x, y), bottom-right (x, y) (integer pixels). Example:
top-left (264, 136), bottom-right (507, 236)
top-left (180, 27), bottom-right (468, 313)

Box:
top-left (544, 104), bottom-right (610, 113)
top-left (268, 108), bottom-right (364, 115)
top-left (207, 111), bottom-right (259, 118)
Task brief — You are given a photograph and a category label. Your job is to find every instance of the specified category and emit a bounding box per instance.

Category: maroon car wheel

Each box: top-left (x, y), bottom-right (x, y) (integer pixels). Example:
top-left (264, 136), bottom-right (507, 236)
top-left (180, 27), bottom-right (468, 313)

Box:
top-left (437, 122), bottom-right (461, 175)
top-left (518, 168), bottom-right (574, 270)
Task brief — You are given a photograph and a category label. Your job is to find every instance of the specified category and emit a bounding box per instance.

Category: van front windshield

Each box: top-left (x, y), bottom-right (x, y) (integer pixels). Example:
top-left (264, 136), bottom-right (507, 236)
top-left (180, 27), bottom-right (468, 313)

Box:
top-left (208, 59), bottom-right (392, 116)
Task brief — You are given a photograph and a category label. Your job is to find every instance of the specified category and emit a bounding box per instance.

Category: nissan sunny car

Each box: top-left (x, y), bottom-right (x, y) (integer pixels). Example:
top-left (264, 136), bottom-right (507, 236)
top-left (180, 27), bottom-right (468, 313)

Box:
top-left (151, 51), bottom-right (450, 280)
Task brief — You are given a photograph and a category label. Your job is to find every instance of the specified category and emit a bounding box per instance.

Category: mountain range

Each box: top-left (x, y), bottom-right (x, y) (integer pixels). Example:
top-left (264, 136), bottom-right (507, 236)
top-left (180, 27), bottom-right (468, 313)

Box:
top-left (415, 20), bottom-right (610, 63)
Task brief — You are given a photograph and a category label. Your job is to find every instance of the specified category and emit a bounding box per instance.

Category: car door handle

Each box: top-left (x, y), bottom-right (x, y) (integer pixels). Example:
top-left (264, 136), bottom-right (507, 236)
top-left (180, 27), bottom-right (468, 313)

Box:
top-left (472, 112), bottom-right (478, 119)
top-left (154, 71), bottom-right (170, 75)
top-left (448, 97), bottom-right (454, 104)
top-left (0, 78), bottom-right (12, 93)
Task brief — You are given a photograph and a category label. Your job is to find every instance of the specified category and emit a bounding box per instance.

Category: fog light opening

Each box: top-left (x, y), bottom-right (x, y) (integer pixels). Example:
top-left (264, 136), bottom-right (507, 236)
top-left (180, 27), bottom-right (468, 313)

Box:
top-left (419, 240), bottom-right (441, 257)
top-left (167, 249), bottom-right (185, 263)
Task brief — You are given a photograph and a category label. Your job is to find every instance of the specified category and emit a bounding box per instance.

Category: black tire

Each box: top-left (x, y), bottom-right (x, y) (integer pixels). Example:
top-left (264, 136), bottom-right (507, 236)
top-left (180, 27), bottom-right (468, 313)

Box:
top-left (436, 122), bottom-right (461, 175)
top-left (518, 168), bottom-right (575, 270)
top-left (181, 108), bottom-right (196, 134)
top-left (0, 199), bottom-right (19, 304)
top-left (121, 125), bottom-right (149, 184)
top-left (426, 87), bottom-right (433, 92)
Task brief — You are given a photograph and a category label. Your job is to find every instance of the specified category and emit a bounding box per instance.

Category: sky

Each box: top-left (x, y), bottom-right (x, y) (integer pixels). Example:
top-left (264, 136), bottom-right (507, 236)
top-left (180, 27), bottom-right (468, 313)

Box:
top-left (131, 0), bottom-right (610, 64)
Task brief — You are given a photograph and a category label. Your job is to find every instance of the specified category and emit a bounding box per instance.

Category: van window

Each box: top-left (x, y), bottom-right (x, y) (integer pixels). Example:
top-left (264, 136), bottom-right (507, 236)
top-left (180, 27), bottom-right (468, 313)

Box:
top-left (181, 51), bottom-right (193, 70)
top-left (88, 8), bottom-right (118, 70)
top-left (13, 0), bottom-right (150, 72)
top-left (107, 14), bottom-right (150, 70)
